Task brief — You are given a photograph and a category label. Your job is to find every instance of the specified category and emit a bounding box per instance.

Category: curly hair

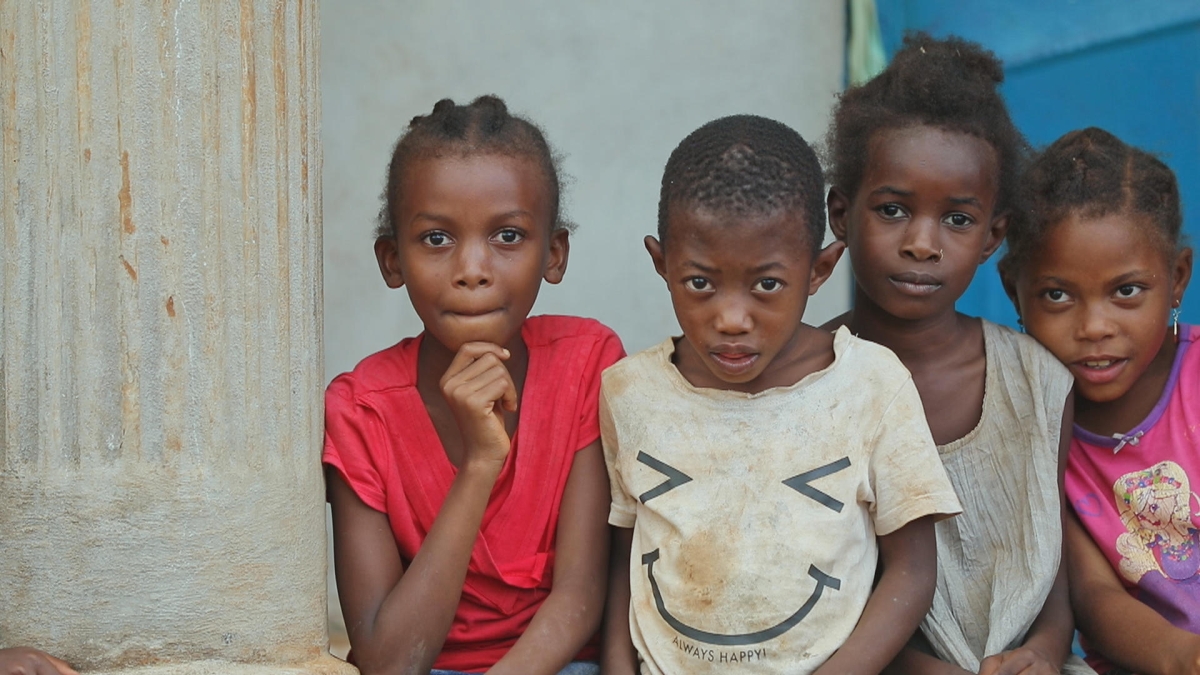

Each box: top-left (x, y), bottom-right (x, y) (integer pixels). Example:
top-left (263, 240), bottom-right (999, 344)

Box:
top-left (658, 114), bottom-right (826, 255)
top-left (825, 32), bottom-right (1028, 217)
top-left (999, 127), bottom-right (1184, 281)
top-left (376, 95), bottom-right (569, 239)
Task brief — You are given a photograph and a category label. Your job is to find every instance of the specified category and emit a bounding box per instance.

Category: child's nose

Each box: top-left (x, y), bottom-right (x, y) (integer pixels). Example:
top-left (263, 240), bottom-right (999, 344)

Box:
top-left (454, 241), bottom-right (492, 288)
top-left (1077, 305), bottom-right (1119, 341)
top-left (899, 219), bottom-right (941, 263)
top-left (714, 296), bottom-right (753, 335)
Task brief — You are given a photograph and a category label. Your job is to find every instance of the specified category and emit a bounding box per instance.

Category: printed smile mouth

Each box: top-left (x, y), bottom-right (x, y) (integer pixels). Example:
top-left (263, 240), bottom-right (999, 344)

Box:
top-left (642, 548), bottom-right (840, 646)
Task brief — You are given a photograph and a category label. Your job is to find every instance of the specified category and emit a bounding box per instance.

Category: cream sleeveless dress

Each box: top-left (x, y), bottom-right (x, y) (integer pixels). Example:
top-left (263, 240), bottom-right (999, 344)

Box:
top-left (923, 320), bottom-right (1094, 674)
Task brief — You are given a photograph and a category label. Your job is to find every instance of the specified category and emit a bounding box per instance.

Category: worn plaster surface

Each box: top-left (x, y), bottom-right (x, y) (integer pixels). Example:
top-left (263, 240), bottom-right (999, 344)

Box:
top-left (0, 2), bottom-right (350, 673)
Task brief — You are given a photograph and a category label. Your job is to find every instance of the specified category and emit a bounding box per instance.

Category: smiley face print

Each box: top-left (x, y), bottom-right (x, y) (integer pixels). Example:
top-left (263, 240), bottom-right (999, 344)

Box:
top-left (633, 451), bottom-right (850, 646)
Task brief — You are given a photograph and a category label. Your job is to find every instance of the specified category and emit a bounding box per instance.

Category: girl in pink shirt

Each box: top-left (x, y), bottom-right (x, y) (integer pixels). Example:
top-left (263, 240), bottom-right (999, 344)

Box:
top-left (1002, 127), bottom-right (1196, 675)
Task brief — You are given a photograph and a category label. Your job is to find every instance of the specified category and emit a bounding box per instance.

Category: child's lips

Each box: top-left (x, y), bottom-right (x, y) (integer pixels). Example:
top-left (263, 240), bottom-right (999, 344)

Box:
top-left (889, 272), bottom-right (942, 296)
top-left (709, 349), bottom-right (759, 375)
top-left (1071, 356), bottom-right (1128, 386)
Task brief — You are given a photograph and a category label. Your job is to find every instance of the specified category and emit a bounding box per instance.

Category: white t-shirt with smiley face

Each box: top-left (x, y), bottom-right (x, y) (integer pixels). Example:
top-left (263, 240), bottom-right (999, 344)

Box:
top-left (602, 326), bottom-right (962, 675)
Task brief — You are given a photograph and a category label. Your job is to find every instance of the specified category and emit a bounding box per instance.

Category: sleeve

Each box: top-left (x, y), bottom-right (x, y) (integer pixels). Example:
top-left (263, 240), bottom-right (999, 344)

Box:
top-left (867, 376), bottom-right (963, 536)
top-left (575, 326), bottom-right (627, 451)
top-left (601, 381), bottom-right (637, 529)
top-left (323, 377), bottom-right (389, 513)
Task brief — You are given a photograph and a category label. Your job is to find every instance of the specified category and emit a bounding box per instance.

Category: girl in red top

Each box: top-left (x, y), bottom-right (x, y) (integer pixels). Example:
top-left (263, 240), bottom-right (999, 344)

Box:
top-left (324, 96), bottom-right (624, 675)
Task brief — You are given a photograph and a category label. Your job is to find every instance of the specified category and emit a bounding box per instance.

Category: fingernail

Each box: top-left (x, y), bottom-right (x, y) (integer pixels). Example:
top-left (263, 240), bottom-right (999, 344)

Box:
top-left (502, 348), bottom-right (510, 357)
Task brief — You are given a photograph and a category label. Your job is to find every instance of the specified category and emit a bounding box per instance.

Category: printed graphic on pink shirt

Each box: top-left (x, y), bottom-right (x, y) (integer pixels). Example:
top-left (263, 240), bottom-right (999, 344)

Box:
top-left (1107, 460), bottom-right (1200, 633)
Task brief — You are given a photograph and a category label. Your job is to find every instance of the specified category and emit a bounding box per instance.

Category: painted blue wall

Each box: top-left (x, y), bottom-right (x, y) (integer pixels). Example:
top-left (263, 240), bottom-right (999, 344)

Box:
top-left (878, 0), bottom-right (1200, 327)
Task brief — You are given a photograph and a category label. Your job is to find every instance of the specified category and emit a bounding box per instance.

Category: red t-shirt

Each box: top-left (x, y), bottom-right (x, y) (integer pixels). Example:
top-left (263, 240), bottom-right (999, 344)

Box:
top-left (324, 315), bottom-right (624, 672)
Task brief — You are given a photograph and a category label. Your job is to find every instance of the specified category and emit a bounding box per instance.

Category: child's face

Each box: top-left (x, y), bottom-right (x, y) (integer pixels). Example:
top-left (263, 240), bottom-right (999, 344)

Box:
top-left (374, 154), bottom-right (568, 352)
top-left (829, 126), bottom-right (1006, 321)
top-left (1014, 213), bottom-right (1191, 405)
top-left (646, 207), bottom-right (841, 393)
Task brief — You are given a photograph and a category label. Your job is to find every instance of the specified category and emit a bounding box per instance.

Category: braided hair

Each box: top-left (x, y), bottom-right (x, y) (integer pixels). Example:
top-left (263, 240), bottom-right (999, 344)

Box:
top-left (826, 32), bottom-right (1028, 218)
top-left (658, 114), bottom-right (826, 255)
top-left (1000, 127), bottom-right (1184, 280)
top-left (376, 95), bottom-right (569, 239)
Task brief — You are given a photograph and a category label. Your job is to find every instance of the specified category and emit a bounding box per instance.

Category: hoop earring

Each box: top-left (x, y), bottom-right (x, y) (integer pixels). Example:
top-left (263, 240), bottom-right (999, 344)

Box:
top-left (1172, 306), bottom-right (1181, 339)
top-left (933, 249), bottom-right (943, 265)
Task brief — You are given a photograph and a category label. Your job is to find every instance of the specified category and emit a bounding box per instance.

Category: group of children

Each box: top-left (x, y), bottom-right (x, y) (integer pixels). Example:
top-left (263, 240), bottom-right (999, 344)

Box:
top-left (5, 30), bottom-right (1192, 675)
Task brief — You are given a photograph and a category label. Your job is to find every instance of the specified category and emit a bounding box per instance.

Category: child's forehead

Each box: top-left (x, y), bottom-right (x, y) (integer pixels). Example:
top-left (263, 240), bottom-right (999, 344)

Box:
top-left (666, 204), bottom-right (811, 251)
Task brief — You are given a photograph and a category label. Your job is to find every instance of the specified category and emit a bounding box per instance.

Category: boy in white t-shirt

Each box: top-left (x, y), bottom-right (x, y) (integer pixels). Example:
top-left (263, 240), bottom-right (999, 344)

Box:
top-left (599, 115), bottom-right (962, 675)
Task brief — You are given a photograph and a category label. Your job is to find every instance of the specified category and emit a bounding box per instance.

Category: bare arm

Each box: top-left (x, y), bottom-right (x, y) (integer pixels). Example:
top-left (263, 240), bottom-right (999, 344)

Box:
top-left (814, 515), bottom-right (940, 675)
top-left (487, 440), bottom-right (611, 674)
top-left (885, 633), bottom-right (975, 675)
top-left (0, 649), bottom-right (77, 675)
top-left (601, 526), bottom-right (638, 675)
top-left (1067, 509), bottom-right (1200, 675)
top-left (330, 342), bottom-right (516, 675)
top-left (978, 392), bottom-right (1076, 675)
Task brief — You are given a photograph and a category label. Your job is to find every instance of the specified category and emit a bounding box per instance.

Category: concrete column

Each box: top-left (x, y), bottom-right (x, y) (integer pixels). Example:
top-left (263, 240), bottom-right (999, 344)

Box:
top-left (0, 2), bottom-right (351, 673)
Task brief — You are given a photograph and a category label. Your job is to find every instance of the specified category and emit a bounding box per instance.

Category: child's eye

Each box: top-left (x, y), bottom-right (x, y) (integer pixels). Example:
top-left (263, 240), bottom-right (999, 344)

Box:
top-left (753, 278), bottom-right (783, 293)
top-left (1115, 285), bottom-right (1144, 299)
top-left (943, 213), bottom-right (974, 229)
top-left (1042, 288), bottom-right (1070, 304)
top-left (684, 277), bottom-right (712, 292)
top-left (421, 231), bottom-right (452, 247)
top-left (876, 204), bottom-right (906, 220)
top-left (492, 228), bottom-right (525, 244)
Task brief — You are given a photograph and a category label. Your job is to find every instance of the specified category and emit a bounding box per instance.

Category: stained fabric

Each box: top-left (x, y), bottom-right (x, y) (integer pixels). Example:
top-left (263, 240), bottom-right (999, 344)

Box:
top-left (922, 320), bottom-right (1094, 674)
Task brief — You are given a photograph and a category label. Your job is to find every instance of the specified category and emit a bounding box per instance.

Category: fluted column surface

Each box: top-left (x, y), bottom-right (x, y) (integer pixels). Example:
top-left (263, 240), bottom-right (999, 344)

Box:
top-left (0, 2), bottom-right (343, 672)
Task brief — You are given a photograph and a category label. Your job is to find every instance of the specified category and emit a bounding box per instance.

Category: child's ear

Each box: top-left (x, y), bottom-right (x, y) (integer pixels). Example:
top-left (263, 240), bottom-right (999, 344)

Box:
top-left (980, 212), bottom-right (1010, 263)
top-left (543, 228), bottom-right (570, 285)
top-left (374, 236), bottom-right (405, 289)
top-left (807, 241), bottom-right (846, 296)
top-left (644, 235), bottom-right (668, 281)
top-left (1172, 246), bottom-right (1193, 308)
top-left (826, 188), bottom-right (851, 241)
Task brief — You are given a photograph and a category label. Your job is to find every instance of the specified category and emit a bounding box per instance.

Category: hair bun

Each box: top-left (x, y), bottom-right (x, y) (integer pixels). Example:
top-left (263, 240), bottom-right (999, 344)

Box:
top-left (897, 32), bottom-right (1005, 86)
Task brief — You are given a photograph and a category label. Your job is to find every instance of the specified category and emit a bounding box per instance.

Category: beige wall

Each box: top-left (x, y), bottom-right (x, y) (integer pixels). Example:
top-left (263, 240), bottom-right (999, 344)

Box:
top-left (320, 0), bottom-right (848, 649)
top-left (323, 1), bottom-right (848, 374)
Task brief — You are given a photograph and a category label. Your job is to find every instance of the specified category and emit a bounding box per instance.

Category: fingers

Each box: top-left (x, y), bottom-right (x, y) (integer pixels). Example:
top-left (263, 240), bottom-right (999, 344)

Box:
top-left (43, 655), bottom-right (78, 675)
top-left (979, 649), bottom-right (1053, 675)
top-left (441, 342), bottom-right (517, 415)
top-left (0, 649), bottom-right (77, 675)
top-left (441, 342), bottom-right (510, 384)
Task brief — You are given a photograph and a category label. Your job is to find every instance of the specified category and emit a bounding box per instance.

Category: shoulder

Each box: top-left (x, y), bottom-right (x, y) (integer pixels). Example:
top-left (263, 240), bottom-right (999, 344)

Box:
top-left (326, 338), bottom-right (419, 405)
top-left (524, 314), bottom-right (619, 345)
top-left (602, 339), bottom-right (673, 395)
top-left (982, 319), bottom-right (1072, 391)
top-left (524, 315), bottom-right (626, 376)
top-left (829, 326), bottom-right (913, 390)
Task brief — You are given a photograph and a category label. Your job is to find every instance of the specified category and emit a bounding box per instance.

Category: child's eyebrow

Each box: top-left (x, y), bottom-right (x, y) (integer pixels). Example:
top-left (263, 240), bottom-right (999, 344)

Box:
top-left (682, 261), bottom-right (784, 274)
top-left (410, 212), bottom-right (454, 225)
top-left (1109, 269), bottom-right (1156, 285)
top-left (946, 196), bottom-right (984, 208)
top-left (682, 260), bottom-right (718, 273)
top-left (869, 186), bottom-right (911, 198)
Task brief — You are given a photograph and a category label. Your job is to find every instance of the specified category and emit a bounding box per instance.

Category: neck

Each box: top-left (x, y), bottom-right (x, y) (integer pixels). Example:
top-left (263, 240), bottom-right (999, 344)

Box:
top-left (845, 287), bottom-right (968, 365)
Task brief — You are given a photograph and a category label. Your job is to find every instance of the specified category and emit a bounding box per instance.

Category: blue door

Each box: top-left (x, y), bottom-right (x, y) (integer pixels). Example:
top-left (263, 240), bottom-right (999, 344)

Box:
top-left (878, 0), bottom-right (1200, 327)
